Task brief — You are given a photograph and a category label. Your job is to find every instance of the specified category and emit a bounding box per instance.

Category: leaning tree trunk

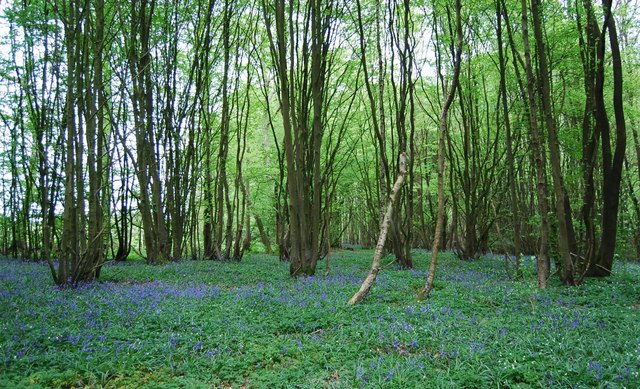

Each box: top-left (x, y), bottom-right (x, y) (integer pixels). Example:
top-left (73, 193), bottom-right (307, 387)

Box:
top-left (349, 153), bottom-right (407, 305)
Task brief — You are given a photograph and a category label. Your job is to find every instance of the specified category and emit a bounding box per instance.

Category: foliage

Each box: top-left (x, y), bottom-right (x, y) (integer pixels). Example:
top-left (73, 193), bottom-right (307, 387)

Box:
top-left (1, 250), bottom-right (638, 387)
top-left (0, 0), bottom-right (639, 280)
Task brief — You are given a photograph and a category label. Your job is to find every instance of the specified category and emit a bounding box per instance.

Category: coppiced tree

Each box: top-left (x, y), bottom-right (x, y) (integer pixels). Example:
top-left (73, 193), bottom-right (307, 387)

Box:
top-left (156, 0), bottom-right (198, 261)
top-left (354, 0), bottom-right (417, 268)
top-left (447, 54), bottom-right (504, 261)
top-left (530, 0), bottom-right (576, 285)
top-left (496, 0), bottom-right (523, 276)
top-left (53, 0), bottom-right (110, 285)
top-left (124, 0), bottom-right (170, 265)
top-left (575, 0), bottom-right (627, 278)
top-left (198, 0), bottom-right (255, 261)
top-left (262, 0), bottom-right (344, 276)
top-left (385, 0), bottom-right (418, 268)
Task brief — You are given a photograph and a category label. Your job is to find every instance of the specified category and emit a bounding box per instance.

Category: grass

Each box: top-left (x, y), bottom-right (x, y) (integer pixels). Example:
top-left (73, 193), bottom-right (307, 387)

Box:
top-left (0, 250), bottom-right (639, 388)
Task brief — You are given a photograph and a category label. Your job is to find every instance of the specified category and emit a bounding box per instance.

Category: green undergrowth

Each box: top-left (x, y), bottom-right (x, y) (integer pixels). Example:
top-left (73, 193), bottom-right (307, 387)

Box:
top-left (0, 251), bottom-right (638, 388)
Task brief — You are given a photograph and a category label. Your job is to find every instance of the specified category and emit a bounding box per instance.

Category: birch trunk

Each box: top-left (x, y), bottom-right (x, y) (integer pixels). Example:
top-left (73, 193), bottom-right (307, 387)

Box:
top-left (348, 153), bottom-right (408, 305)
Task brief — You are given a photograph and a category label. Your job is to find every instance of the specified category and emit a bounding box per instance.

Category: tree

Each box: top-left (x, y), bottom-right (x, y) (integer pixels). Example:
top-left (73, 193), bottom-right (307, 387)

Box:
top-left (422, 0), bottom-right (462, 299)
top-left (349, 152), bottom-right (407, 305)
top-left (125, 0), bottom-right (170, 265)
top-left (587, 0), bottom-right (627, 276)
top-left (519, 0), bottom-right (552, 288)
top-left (355, 0), bottom-right (417, 268)
top-left (54, 0), bottom-right (109, 285)
top-left (530, 0), bottom-right (576, 285)
top-left (497, 0), bottom-right (523, 277)
top-left (262, 0), bottom-right (342, 276)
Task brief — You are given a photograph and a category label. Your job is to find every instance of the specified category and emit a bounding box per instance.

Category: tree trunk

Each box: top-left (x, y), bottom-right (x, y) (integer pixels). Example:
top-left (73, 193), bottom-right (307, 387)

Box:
top-left (263, 0), bottom-right (336, 276)
top-left (530, 0), bottom-right (575, 285)
top-left (588, 0), bottom-right (626, 276)
top-left (575, 0), bottom-right (600, 276)
top-left (497, 0), bottom-right (522, 276)
top-left (349, 153), bottom-right (407, 305)
top-left (521, 0), bottom-right (551, 288)
top-left (127, 0), bottom-right (170, 265)
top-left (422, 0), bottom-right (462, 299)
top-left (59, 0), bottom-right (81, 285)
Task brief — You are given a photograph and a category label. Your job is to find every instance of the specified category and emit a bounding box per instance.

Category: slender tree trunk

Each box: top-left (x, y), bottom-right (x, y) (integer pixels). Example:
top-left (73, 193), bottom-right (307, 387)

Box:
top-left (82, 0), bottom-right (106, 280)
top-left (349, 153), bottom-right (407, 305)
top-left (195, 0), bottom-right (217, 260)
top-left (385, 0), bottom-right (415, 269)
top-left (59, 0), bottom-right (80, 285)
top-left (241, 181), bottom-right (252, 253)
top-left (531, 0), bottom-right (575, 285)
top-left (575, 0), bottom-right (600, 275)
top-left (521, 0), bottom-right (551, 288)
top-left (422, 0), bottom-right (462, 299)
top-left (127, 0), bottom-right (170, 265)
top-left (355, 0), bottom-right (389, 244)
top-left (589, 0), bottom-right (626, 276)
top-left (497, 0), bottom-right (522, 276)
top-left (233, 68), bottom-right (251, 260)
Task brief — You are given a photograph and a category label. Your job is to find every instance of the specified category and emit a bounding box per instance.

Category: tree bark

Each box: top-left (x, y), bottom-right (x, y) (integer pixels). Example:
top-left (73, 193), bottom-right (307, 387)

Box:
top-left (422, 0), bottom-right (462, 299)
top-left (589, 0), bottom-right (626, 276)
top-left (262, 0), bottom-right (336, 276)
top-left (521, 0), bottom-right (551, 288)
top-left (530, 0), bottom-right (575, 285)
top-left (497, 0), bottom-right (522, 276)
top-left (348, 153), bottom-right (407, 305)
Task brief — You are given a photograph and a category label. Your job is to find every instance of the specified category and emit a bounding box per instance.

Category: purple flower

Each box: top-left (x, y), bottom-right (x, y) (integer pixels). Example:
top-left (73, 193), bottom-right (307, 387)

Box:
top-left (385, 368), bottom-right (395, 381)
top-left (588, 360), bottom-right (603, 381)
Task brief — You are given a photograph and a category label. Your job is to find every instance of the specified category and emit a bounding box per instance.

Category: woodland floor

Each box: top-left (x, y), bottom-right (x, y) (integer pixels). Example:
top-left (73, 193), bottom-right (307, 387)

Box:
top-left (0, 250), bottom-right (639, 388)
